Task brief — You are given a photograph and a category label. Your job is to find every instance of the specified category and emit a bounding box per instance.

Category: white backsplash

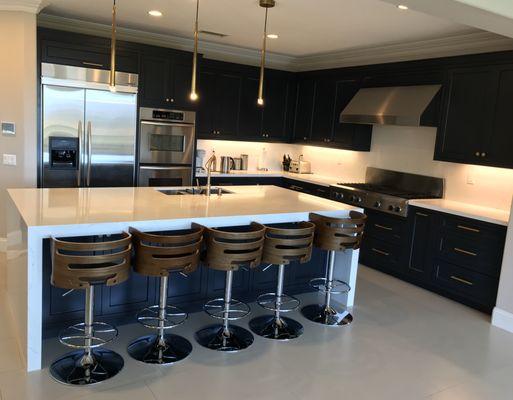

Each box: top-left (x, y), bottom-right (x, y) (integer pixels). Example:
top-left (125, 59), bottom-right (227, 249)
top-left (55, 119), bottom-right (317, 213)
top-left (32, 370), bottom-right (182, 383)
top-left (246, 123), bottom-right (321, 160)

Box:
top-left (197, 125), bottom-right (513, 211)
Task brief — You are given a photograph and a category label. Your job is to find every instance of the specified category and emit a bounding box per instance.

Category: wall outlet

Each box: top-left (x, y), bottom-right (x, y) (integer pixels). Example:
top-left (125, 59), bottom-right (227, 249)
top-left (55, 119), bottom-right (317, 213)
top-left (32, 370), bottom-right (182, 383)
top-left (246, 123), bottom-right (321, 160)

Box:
top-left (2, 154), bottom-right (17, 166)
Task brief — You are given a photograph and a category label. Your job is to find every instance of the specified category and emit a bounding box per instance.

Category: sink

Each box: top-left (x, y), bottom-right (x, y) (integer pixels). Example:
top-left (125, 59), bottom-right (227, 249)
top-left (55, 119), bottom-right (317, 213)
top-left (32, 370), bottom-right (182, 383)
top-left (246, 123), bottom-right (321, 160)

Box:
top-left (158, 187), bottom-right (233, 196)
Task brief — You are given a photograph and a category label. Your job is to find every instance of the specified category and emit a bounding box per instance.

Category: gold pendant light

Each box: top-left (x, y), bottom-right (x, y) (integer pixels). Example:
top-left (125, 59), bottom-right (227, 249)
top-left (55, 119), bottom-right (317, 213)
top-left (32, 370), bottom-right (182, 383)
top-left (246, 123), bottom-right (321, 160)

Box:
top-left (190, 0), bottom-right (200, 101)
top-left (109, 0), bottom-right (117, 92)
top-left (257, 0), bottom-right (275, 107)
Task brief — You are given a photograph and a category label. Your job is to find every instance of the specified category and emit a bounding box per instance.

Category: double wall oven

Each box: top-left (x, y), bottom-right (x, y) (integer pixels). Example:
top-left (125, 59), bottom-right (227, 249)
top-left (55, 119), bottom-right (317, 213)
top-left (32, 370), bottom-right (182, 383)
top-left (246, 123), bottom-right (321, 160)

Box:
top-left (138, 107), bottom-right (195, 187)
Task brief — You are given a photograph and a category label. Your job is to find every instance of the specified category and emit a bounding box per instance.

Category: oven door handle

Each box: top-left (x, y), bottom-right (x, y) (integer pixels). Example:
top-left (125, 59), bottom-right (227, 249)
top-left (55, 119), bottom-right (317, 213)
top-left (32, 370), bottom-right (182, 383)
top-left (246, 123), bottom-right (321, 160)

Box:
top-left (140, 120), bottom-right (194, 128)
top-left (139, 166), bottom-right (192, 170)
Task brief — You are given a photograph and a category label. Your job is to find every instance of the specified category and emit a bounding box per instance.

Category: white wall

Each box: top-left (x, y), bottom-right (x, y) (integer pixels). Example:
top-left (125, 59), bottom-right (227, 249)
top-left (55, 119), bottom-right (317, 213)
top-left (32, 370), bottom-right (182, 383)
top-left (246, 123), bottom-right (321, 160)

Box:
top-left (198, 125), bottom-right (513, 211)
top-left (0, 11), bottom-right (38, 286)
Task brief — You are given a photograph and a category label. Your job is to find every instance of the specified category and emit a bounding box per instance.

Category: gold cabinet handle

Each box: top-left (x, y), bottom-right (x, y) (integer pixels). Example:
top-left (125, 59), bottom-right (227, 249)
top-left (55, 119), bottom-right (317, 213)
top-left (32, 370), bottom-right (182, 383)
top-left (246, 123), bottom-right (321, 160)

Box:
top-left (457, 225), bottom-right (480, 233)
top-left (454, 247), bottom-right (477, 257)
top-left (450, 275), bottom-right (474, 286)
top-left (416, 212), bottom-right (428, 217)
top-left (372, 248), bottom-right (390, 256)
top-left (375, 223), bottom-right (393, 231)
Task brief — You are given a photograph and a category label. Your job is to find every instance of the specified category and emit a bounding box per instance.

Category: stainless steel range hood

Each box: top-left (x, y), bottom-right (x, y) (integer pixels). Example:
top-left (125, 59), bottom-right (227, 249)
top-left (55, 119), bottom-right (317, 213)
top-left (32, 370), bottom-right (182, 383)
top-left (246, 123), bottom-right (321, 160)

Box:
top-left (340, 84), bottom-right (442, 127)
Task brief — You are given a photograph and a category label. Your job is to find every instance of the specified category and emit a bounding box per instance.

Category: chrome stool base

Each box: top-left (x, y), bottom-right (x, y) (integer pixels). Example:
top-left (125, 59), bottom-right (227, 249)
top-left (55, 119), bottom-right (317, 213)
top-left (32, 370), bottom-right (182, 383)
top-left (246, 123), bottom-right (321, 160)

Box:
top-left (127, 334), bottom-right (192, 365)
top-left (301, 304), bottom-right (353, 326)
top-left (49, 348), bottom-right (124, 386)
top-left (195, 324), bottom-right (254, 352)
top-left (249, 315), bottom-right (303, 340)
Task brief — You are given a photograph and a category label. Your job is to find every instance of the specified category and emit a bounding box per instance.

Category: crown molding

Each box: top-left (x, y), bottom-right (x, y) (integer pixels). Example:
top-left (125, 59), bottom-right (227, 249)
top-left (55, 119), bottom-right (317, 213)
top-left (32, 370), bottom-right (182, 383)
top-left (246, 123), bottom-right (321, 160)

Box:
top-left (37, 14), bottom-right (513, 72)
top-left (0, 0), bottom-right (43, 13)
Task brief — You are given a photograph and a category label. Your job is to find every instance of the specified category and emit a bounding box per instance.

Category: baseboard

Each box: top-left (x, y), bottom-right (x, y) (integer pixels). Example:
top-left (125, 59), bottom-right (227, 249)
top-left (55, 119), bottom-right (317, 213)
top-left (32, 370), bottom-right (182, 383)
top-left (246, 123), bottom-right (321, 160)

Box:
top-left (492, 307), bottom-right (513, 334)
top-left (0, 237), bottom-right (6, 253)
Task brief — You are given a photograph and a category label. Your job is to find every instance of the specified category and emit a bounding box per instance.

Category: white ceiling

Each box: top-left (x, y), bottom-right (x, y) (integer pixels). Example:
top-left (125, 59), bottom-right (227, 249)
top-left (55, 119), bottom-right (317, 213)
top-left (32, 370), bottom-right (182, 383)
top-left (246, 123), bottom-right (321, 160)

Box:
top-left (40, 0), bottom-right (477, 57)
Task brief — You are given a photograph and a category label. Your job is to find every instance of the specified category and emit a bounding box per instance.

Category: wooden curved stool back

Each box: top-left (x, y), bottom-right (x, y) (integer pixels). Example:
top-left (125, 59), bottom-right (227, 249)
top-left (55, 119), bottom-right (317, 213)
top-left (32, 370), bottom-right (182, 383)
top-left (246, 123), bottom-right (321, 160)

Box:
top-left (262, 222), bottom-right (315, 265)
top-left (130, 226), bottom-right (204, 277)
top-left (309, 211), bottom-right (367, 252)
top-left (51, 233), bottom-right (132, 290)
top-left (203, 222), bottom-right (266, 271)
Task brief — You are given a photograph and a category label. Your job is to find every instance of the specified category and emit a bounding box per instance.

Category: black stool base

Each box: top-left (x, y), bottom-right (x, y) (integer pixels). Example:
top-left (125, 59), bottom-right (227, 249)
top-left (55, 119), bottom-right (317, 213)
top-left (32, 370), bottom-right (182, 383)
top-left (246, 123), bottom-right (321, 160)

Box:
top-left (301, 304), bottom-right (353, 326)
top-left (127, 334), bottom-right (193, 365)
top-left (249, 315), bottom-right (303, 340)
top-left (49, 349), bottom-right (124, 385)
top-left (195, 324), bottom-right (254, 352)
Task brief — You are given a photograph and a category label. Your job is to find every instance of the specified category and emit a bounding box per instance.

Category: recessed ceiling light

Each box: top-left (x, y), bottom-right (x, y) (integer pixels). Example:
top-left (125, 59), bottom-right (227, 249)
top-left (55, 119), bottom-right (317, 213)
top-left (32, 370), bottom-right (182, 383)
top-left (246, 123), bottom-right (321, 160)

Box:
top-left (397, 4), bottom-right (408, 10)
top-left (267, 33), bottom-right (279, 39)
top-left (148, 10), bottom-right (163, 17)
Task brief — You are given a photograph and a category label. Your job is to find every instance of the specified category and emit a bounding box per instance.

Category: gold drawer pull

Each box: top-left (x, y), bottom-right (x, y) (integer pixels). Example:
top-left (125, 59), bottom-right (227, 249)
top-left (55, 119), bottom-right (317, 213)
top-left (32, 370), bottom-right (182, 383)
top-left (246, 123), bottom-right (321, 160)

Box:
top-left (82, 61), bottom-right (104, 67)
top-left (450, 275), bottom-right (474, 286)
top-left (457, 225), bottom-right (480, 233)
top-left (372, 248), bottom-right (390, 256)
top-left (416, 212), bottom-right (429, 217)
top-left (454, 247), bottom-right (477, 257)
top-left (375, 224), bottom-right (393, 231)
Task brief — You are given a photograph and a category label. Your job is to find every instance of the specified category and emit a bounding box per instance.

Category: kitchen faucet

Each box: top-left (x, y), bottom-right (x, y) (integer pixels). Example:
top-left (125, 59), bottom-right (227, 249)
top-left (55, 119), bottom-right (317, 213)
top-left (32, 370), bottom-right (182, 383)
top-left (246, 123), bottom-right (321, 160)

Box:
top-left (204, 152), bottom-right (217, 196)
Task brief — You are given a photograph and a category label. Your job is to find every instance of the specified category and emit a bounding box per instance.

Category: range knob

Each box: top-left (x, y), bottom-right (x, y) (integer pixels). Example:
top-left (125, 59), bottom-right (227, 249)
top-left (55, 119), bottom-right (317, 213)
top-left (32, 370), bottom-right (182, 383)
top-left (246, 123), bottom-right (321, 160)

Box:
top-left (395, 206), bottom-right (402, 213)
top-left (388, 205), bottom-right (394, 211)
top-left (350, 195), bottom-right (356, 202)
top-left (357, 197), bottom-right (363, 203)
top-left (374, 201), bottom-right (382, 208)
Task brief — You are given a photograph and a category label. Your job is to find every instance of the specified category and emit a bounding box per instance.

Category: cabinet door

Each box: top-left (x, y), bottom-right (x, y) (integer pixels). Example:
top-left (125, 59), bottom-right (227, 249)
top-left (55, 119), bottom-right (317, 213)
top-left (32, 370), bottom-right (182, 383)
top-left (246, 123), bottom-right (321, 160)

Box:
top-left (436, 68), bottom-right (496, 164)
top-left (485, 66), bottom-right (513, 168)
top-left (170, 60), bottom-right (194, 109)
top-left (196, 70), bottom-right (217, 138)
top-left (311, 79), bottom-right (337, 143)
top-left (140, 56), bottom-right (169, 107)
top-left (332, 79), bottom-right (372, 151)
top-left (293, 80), bottom-right (315, 142)
top-left (261, 77), bottom-right (289, 140)
top-left (213, 73), bottom-right (242, 137)
top-left (408, 209), bottom-right (435, 282)
top-left (238, 76), bottom-right (263, 139)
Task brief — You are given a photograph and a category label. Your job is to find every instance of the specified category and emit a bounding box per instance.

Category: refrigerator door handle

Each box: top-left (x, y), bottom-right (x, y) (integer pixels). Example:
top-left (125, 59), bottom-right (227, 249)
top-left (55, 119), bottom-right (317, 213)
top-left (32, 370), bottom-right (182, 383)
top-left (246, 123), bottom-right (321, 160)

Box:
top-left (77, 120), bottom-right (83, 187)
top-left (87, 121), bottom-right (92, 187)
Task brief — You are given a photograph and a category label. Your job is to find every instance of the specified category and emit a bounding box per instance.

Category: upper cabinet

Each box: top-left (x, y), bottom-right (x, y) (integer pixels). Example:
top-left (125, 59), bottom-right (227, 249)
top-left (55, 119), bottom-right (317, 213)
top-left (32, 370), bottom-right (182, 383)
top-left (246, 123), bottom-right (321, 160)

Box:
top-left (139, 50), bottom-right (196, 110)
top-left (435, 65), bottom-right (513, 169)
top-left (293, 76), bottom-right (372, 151)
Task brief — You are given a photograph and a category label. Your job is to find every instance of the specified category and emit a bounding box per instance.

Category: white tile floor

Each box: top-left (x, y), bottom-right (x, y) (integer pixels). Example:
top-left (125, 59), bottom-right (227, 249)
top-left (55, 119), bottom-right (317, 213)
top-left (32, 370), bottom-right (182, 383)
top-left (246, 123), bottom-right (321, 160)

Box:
top-left (1, 265), bottom-right (513, 400)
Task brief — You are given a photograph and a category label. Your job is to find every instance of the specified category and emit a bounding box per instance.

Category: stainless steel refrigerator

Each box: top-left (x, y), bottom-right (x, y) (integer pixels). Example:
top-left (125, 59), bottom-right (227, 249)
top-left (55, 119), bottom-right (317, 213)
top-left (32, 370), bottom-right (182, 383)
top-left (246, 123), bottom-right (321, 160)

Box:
top-left (41, 63), bottom-right (138, 188)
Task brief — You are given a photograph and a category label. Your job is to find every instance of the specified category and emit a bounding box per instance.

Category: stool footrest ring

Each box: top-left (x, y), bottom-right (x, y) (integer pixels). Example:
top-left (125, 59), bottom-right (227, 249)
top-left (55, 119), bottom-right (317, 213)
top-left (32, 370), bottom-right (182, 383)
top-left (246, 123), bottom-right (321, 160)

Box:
top-left (256, 292), bottom-right (300, 312)
top-left (309, 277), bottom-right (351, 295)
top-left (204, 298), bottom-right (251, 321)
top-left (136, 305), bottom-right (188, 330)
top-left (58, 322), bottom-right (118, 350)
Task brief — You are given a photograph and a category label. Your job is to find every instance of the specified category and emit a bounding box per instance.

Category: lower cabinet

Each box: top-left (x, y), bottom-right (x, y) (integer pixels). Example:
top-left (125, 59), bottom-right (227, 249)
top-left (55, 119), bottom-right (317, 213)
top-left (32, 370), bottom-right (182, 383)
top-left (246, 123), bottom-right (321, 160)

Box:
top-left (360, 206), bottom-right (507, 313)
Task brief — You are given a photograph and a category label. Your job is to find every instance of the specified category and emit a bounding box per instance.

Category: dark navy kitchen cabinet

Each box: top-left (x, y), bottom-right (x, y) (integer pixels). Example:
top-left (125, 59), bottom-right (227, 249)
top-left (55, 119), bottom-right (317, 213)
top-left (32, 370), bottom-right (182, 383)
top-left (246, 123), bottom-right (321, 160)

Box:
top-left (407, 208), bottom-right (437, 282)
top-left (293, 79), bottom-right (316, 143)
top-left (101, 272), bottom-right (156, 316)
top-left (310, 79), bottom-right (337, 144)
top-left (261, 76), bottom-right (290, 141)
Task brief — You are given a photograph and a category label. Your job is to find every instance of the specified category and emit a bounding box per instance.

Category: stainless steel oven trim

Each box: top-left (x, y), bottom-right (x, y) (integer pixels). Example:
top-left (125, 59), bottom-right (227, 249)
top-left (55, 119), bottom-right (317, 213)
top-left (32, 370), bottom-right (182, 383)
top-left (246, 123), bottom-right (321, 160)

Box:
top-left (140, 121), bottom-right (194, 128)
top-left (139, 166), bottom-right (192, 170)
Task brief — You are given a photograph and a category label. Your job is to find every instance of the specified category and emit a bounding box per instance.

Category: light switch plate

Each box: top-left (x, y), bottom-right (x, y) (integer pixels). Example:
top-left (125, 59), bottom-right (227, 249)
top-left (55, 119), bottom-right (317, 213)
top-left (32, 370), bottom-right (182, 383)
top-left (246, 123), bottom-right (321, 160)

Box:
top-left (2, 154), bottom-right (17, 166)
top-left (1, 122), bottom-right (15, 136)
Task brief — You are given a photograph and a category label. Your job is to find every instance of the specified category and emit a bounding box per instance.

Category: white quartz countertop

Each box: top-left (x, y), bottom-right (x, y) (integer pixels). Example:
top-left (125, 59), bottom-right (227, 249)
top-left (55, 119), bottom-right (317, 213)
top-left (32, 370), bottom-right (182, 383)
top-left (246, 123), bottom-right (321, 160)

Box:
top-left (194, 170), bottom-right (348, 187)
top-left (409, 199), bottom-right (510, 226)
top-left (7, 185), bottom-right (358, 228)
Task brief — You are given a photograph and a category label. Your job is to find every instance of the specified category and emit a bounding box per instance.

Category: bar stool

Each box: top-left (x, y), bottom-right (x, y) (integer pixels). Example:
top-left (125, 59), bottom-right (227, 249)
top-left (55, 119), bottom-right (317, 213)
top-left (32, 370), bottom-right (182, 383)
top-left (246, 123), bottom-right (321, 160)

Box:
top-left (249, 221), bottom-right (315, 340)
top-left (195, 223), bottom-right (266, 352)
top-left (127, 226), bottom-right (203, 365)
top-left (302, 211), bottom-right (367, 326)
top-left (49, 233), bottom-right (132, 385)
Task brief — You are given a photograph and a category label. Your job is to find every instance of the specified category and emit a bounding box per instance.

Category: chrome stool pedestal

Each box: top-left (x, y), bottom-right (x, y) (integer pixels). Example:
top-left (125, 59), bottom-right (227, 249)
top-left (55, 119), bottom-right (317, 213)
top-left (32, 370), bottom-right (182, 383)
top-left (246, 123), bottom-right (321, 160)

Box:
top-left (50, 286), bottom-right (124, 385)
top-left (302, 250), bottom-right (353, 326)
top-left (249, 264), bottom-right (303, 340)
top-left (196, 270), bottom-right (254, 352)
top-left (127, 275), bottom-right (192, 365)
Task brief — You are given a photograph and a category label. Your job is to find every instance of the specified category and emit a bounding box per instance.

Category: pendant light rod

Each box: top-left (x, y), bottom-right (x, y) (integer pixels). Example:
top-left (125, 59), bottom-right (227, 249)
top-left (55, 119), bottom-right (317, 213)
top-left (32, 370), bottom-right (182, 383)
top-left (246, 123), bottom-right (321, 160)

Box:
top-left (190, 0), bottom-right (200, 101)
top-left (109, 0), bottom-right (117, 91)
top-left (258, 0), bottom-right (275, 107)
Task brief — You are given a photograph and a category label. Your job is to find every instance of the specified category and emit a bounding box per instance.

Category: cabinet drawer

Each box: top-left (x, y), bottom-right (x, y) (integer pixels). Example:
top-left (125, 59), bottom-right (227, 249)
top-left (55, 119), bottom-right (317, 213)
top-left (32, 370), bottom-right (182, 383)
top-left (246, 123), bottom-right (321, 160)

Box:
top-left (360, 236), bottom-right (404, 273)
top-left (437, 233), bottom-right (503, 278)
top-left (432, 260), bottom-right (498, 306)
top-left (442, 214), bottom-right (506, 242)
top-left (365, 211), bottom-right (407, 245)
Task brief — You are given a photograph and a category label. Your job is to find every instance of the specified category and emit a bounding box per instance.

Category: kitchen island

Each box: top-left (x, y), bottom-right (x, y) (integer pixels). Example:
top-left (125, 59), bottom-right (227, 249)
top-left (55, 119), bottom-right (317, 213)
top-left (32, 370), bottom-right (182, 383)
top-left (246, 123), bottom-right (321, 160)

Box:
top-left (6, 185), bottom-right (361, 371)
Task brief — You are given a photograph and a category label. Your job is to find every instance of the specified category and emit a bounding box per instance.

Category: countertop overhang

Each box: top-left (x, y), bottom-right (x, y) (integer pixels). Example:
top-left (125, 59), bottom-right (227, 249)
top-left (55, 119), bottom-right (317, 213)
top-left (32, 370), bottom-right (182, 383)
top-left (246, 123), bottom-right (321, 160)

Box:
top-left (7, 185), bottom-right (358, 229)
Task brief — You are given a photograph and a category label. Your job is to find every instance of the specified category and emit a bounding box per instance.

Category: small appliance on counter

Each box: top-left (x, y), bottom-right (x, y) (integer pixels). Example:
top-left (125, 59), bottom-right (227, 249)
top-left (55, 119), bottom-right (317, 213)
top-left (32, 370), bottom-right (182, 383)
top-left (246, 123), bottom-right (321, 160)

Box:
top-left (241, 154), bottom-right (249, 170)
top-left (220, 156), bottom-right (236, 173)
top-left (289, 155), bottom-right (311, 174)
top-left (282, 154), bottom-right (292, 171)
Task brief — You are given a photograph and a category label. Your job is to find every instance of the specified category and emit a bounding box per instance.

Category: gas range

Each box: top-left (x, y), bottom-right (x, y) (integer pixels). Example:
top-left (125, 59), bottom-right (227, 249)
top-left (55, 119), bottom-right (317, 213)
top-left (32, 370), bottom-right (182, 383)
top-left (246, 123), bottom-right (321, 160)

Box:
top-left (330, 168), bottom-right (444, 218)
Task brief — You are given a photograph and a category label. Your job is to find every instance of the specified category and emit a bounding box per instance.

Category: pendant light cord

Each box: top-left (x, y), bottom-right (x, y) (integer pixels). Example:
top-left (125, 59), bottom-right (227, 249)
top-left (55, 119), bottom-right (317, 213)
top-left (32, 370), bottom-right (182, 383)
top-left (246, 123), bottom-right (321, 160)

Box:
top-left (258, 7), bottom-right (269, 106)
top-left (190, 0), bottom-right (200, 101)
top-left (109, 0), bottom-right (117, 90)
